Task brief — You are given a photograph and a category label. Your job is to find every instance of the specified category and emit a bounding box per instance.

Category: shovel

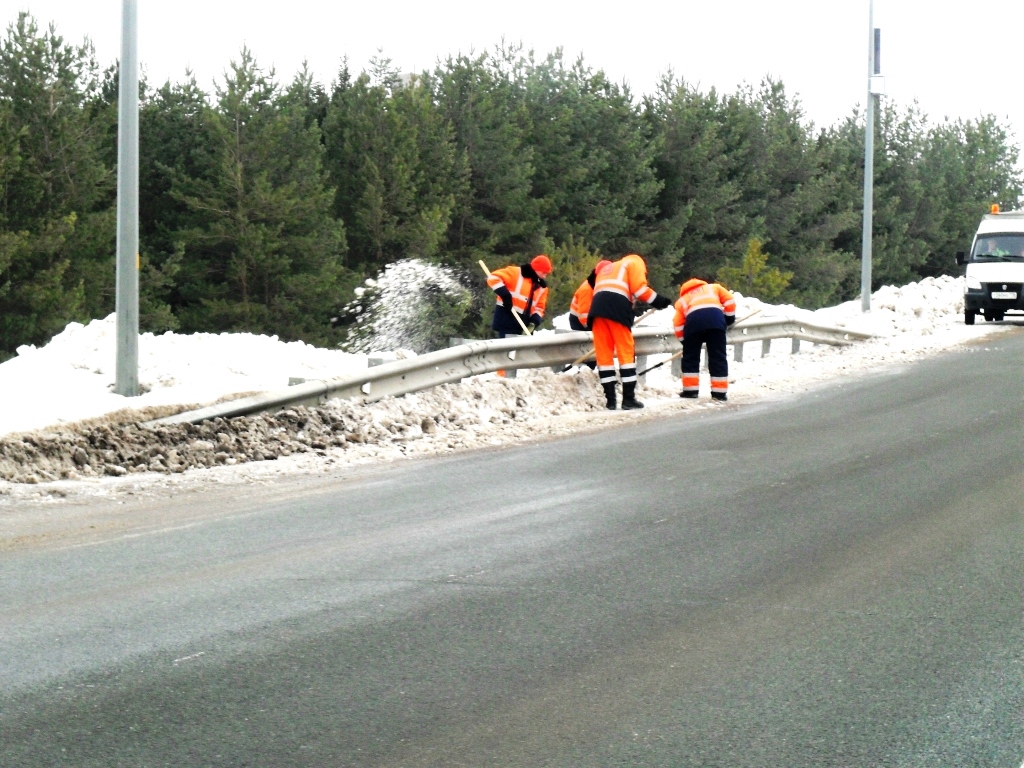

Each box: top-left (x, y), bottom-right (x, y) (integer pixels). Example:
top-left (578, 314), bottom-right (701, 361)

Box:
top-left (479, 260), bottom-right (532, 336)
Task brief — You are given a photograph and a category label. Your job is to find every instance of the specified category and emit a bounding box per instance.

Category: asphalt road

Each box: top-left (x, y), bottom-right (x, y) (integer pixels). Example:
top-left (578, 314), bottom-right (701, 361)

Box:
top-left (2, 330), bottom-right (1022, 767)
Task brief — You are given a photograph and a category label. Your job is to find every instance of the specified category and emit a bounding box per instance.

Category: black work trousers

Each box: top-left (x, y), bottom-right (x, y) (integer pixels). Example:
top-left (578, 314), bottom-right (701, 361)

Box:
top-left (682, 327), bottom-right (728, 379)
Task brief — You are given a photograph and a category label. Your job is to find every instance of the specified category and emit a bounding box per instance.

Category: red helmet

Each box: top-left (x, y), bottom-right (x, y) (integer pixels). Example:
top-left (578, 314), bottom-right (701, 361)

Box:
top-left (531, 254), bottom-right (553, 276)
top-left (595, 259), bottom-right (612, 274)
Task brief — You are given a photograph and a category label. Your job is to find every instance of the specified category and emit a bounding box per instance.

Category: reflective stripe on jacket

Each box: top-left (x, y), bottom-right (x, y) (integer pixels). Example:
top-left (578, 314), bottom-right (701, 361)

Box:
top-left (569, 279), bottom-right (594, 328)
top-left (588, 255), bottom-right (660, 329)
top-left (487, 265), bottom-right (548, 319)
top-left (672, 279), bottom-right (736, 339)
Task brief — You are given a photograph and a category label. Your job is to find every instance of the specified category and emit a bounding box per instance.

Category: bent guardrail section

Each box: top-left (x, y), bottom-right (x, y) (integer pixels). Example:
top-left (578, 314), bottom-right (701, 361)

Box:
top-left (145, 318), bottom-right (872, 427)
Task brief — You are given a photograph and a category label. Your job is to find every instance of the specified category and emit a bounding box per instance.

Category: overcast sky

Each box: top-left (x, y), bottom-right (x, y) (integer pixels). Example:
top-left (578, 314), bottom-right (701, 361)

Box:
top-left (8, 0), bottom-right (1024, 150)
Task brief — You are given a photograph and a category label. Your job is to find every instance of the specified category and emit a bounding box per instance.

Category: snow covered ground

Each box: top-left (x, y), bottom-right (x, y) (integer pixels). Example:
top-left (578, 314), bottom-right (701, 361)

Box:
top-left (0, 275), bottom-right (1014, 505)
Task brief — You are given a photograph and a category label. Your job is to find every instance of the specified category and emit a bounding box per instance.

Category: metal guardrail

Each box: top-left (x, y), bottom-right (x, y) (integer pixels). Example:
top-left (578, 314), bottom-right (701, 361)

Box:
top-left (145, 318), bottom-right (872, 427)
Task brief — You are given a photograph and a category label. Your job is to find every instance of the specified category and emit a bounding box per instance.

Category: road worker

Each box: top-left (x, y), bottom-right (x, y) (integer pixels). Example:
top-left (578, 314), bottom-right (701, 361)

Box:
top-left (587, 254), bottom-right (672, 410)
top-left (673, 278), bottom-right (736, 401)
top-left (569, 260), bottom-right (612, 332)
top-left (487, 255), bottom-right (552, 336)
top-left (564, 259), bottom-right (613, 372)
top-left (487, 255), bottom-right (552, 377)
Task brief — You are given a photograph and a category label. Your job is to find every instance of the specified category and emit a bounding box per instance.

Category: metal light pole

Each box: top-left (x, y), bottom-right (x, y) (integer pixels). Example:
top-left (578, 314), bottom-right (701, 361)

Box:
top-left (860, 1), bottom-right (883, 312)
top-left (115, 0), bottom-right (139, 396)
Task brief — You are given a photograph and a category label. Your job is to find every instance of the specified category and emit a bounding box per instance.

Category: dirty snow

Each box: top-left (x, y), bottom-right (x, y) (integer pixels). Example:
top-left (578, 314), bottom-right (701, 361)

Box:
top-left (0, 274), bottom-right (1014, 504)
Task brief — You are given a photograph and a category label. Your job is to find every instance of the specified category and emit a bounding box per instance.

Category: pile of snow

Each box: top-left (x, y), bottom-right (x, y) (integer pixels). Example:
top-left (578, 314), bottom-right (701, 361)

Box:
top-left (0, 321), bottom-right (372, 437)
top-left (0, 274), bottom-right (1012, 500)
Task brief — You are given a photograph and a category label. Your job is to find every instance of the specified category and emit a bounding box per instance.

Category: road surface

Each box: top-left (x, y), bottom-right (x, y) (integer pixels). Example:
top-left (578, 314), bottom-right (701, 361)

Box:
top-left (2, 330), bottom-right (1022, 766)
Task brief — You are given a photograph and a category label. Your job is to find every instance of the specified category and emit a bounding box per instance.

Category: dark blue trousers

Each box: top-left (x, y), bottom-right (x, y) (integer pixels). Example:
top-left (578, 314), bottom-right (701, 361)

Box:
top-left (682, 328), bottom-right (728, 380)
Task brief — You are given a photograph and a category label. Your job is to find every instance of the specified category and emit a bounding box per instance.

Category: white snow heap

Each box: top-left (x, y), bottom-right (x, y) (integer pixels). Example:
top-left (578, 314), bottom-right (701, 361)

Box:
top-left (0, 272), bottom-right (1006, 451)
top-left (0, 315), bottom-right (369, 437)
top-left (342, 258), bottom-right (471, 355)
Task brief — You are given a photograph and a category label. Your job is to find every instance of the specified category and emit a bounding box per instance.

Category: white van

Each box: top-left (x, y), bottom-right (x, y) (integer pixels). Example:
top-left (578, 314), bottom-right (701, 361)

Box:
top-left (955, 206), bottom-right (1024, 324)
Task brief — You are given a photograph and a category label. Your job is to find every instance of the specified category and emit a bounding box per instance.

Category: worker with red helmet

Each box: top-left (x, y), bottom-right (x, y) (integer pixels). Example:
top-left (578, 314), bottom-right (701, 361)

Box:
top-left (486, 254), bottom-right (552, 336)
top-left (486, 255), bottom-right (552, 378)
top-left (569, 259), bottom-right (612, 332)
top-left (673, 278), bottom-right (736, 401)
top-left (587, 254), bottom-right (672, 410)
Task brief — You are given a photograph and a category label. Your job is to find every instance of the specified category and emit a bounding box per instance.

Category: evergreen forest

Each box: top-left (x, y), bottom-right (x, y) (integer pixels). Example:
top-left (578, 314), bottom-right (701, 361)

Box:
top-left (1, 12), bottom-right (1022, 361)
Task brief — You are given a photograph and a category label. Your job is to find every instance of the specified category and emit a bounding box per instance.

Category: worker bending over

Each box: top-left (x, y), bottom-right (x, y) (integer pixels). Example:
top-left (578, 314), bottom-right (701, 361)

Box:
top-left (487, 255), bottom-right (552, 336)
top-left (568, 259), bottom-right (612, 331)
top-left (673, 278), bottom-right (736, 401)
top-left (487, 255), bottom-right (552, 378)
top-left (588, 254), bottom-right (672, 410)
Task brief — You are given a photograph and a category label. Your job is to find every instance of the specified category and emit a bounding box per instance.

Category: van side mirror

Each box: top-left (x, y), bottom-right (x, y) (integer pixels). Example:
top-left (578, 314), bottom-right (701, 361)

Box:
top-left (955, 251), bottom-right (966, 266)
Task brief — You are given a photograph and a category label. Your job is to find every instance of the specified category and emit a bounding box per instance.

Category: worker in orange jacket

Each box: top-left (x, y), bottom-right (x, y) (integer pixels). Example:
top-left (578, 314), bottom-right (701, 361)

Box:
top-left (487, 255), bottom-right (552, 378)
top-left (587, 254), bottom-right (672, 410)
top-left (673, 278), bottom-right (736, 401)
top-left (487, 255), bottom-right (552, 336)
top-left (569, 259), bottom-right (612, 332)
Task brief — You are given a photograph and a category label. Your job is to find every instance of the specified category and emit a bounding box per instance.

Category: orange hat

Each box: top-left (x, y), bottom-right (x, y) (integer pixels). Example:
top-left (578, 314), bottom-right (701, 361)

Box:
top-left (531, 254), bottom-right (553, 275)
top-left (595, 259), bottom-right (612, 274)
top-left (680, 278), bottom-right (707, 296)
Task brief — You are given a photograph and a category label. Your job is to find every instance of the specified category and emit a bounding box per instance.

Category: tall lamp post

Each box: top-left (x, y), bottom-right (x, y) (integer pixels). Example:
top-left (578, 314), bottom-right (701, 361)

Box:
top-left (860, 1), bottom-right (884, 312)
top-left (115, 0), bottom-right (139, 396)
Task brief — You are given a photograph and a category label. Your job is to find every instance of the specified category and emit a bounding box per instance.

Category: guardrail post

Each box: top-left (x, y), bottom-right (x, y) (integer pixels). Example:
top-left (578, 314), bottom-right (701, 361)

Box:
top-left (734, 342), bottom-right (744, 363)
top-left (761, 339), bottom-right (772, 357)
top-left (636, 354), bottom-right (647, 384)
top-left (791, 338), bottom-right (801, 354)
top-left (504, 348), bottom-right (518, 379)
top-left (671, 355), bottom-right (681, 378)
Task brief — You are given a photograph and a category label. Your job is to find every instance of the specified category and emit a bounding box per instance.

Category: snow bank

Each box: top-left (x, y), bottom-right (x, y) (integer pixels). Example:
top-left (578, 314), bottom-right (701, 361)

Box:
top-left (0, 274), bottom-right (1013, 501)
top-left (0, 316), bottom-right (369, 436)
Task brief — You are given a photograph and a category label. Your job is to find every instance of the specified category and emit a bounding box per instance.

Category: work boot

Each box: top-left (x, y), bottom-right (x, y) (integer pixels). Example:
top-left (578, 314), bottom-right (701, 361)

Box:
top-left (679, 391), bottom-right (698, 399)
top-left (621, 381), bottom-right (644, 410)
top-left (601, 382), bottom-right (617, 410)
top-left (711, 392), bottom-right (727, 402)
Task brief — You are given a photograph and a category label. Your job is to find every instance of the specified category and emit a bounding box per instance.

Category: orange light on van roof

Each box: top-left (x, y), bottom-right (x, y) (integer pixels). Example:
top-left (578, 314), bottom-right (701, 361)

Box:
top-left (991, 204), bottom-right (1001, 214)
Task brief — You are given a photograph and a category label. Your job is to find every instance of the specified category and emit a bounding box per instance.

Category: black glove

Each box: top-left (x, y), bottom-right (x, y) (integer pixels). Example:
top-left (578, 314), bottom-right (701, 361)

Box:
top-left (651, 294), bottom-right (672, 310)
top-left (495, 286), bottom-right (513, 310)
top-left (725, 314), bottom-right (735, 327)
top-left (529, 313), bottom-right (542, 329)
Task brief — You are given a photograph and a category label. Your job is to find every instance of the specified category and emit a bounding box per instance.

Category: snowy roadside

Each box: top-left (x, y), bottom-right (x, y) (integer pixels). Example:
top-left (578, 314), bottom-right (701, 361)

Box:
top-left (0, 275), bottom-right (1015, 506)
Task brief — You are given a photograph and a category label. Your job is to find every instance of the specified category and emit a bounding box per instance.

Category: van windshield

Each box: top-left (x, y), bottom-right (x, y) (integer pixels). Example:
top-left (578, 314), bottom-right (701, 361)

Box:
top-left (972, 233), bottom-right (1024, 261)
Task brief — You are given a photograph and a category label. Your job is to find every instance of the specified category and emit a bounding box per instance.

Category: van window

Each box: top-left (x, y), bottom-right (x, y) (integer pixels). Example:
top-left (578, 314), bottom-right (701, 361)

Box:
top-left (971, 234), bottom-right (1024, 260)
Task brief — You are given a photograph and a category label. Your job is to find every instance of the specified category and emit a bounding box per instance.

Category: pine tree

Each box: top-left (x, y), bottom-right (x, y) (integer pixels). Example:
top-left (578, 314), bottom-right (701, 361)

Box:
top-left (716, 237), bottom-right (792, 300)
top-left (0, 13), bottom-right (113, 360)
top-left (323, 58), bottom-right (463, 272)
top-left (169, 49), bottom-right (350, 345)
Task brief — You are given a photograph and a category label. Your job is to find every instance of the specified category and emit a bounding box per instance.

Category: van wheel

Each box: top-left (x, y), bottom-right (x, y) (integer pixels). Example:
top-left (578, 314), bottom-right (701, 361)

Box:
top-left (983, 310), bottom-right (995, 321)
top-left (994, 312), bottom-right (1004, 321)
top-left (965, 310), bottom-right (976, 325)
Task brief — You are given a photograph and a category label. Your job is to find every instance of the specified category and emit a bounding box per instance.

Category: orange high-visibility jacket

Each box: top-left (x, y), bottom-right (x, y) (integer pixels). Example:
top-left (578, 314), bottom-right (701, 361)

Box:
top-left (588, 254), bottom-right (659, 328)
top-left (487, 265), bottom-right (548, 320)
top-left (569, 279), bottom-right (595, 329)
top-left (673, 279), bottom-right (736, 339)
